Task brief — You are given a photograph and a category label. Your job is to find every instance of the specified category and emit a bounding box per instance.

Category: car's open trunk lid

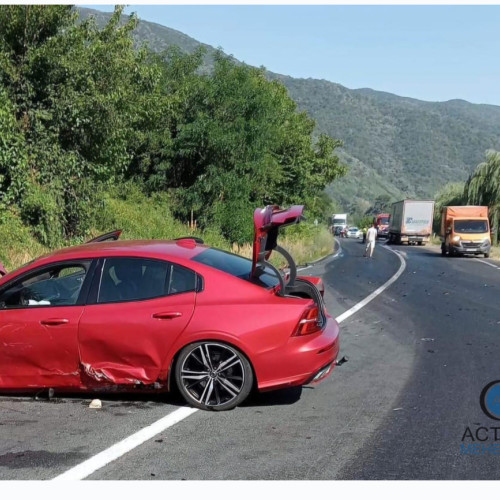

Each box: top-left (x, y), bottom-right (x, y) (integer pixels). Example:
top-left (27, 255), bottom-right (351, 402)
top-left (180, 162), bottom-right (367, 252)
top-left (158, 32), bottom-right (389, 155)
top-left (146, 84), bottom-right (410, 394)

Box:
top-left (252, 205), bottom-right (305, 278)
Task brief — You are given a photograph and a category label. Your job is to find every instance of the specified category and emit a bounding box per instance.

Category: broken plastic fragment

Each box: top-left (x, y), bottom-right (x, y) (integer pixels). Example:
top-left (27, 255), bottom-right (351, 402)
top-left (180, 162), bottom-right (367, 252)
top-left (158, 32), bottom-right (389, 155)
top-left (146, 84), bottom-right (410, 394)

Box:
top-left (89, 399), bottom-right (102, 409)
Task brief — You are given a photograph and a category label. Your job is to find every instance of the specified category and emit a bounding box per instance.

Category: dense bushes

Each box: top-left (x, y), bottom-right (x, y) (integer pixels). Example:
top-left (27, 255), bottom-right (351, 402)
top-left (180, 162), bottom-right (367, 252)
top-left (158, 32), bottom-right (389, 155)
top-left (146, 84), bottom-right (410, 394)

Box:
top-left (0, 5), bottom-right (345, 253)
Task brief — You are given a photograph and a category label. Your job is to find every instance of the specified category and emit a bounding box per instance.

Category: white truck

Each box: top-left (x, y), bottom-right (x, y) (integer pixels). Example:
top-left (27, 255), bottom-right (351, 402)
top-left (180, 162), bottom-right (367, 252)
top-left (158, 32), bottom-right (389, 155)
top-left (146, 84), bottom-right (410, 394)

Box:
top-left (331, 213), bottom-right (347, 235)
top-left (388, 200), bottom-right (435, 245)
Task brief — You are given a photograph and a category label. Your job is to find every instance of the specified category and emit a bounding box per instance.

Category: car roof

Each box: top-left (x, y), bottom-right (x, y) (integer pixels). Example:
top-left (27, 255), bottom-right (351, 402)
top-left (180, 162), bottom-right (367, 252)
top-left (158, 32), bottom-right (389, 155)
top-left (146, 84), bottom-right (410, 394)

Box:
top-left (47, 239), bottom-right (208, 260)
top-left (1, 239), bottom-right (210, 283)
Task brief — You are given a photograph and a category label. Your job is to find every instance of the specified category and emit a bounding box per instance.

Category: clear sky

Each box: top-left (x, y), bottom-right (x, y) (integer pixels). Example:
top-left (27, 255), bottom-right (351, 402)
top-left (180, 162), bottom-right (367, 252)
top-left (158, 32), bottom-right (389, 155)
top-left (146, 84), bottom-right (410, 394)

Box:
top-left (84, 5), bottom-right (500, 106)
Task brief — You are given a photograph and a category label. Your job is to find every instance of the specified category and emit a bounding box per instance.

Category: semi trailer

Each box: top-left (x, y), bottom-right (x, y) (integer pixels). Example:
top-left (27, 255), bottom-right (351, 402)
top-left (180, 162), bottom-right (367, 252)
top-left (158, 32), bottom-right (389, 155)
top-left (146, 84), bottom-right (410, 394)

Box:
top-left (388, 200), bottom-right (434, 245)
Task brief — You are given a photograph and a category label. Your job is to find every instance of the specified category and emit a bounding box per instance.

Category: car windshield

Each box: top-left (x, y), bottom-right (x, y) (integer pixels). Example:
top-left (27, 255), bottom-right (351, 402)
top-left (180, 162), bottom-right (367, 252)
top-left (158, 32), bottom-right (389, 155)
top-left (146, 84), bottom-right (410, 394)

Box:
top-left (192, 248), bottom-right (280, 288)
top-left (333, 219), bottom-right (345, 225)
top-left (349, 227), bottom-right (358, 231)
top-left (454, 220), bottom-right (489, 234)
top-left (379, 217), bottom-right (389, 225)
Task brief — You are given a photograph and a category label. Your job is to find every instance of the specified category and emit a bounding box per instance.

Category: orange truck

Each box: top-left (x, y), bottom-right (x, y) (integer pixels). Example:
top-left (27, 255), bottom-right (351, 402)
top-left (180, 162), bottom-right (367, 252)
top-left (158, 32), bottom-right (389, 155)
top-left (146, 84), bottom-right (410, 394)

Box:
top-left (440, 206), bottom-right (491, 257)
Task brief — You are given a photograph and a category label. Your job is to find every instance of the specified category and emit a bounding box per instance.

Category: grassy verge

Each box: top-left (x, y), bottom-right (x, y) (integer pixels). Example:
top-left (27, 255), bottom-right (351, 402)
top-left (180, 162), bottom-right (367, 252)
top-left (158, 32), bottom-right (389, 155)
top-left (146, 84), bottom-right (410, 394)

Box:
top-left (233, 224), bottom-right (334, 267)
top-left (490, 245), bottom-right (500, 260)
top-left (429, 234), bottom-right (441, 247)
top-left (0, 193), bottom-right (334, 272)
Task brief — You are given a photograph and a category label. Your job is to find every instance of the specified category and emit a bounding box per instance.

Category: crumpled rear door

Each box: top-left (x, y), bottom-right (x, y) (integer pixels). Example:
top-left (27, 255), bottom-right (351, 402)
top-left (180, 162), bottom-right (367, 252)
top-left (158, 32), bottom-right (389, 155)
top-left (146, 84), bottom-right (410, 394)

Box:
top-left (78, 293), bottom-right (196, 386)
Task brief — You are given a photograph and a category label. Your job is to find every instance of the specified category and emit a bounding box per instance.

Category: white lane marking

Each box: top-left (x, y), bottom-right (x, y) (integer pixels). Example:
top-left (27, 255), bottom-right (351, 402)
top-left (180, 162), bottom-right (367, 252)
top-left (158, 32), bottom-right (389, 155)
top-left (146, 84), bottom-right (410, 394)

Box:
top-left (53, 241), bottom-right (405, 481)
top-left (333, 237), bottom-right (343, 259)
top-left (333, 236), bottom-right (342, 257)
top-left (52, 406), bottom-right (198, 480)
top-left (475, 259), bottom-right (500, 270)
top-left (335, 245), bottom-right (406, 324)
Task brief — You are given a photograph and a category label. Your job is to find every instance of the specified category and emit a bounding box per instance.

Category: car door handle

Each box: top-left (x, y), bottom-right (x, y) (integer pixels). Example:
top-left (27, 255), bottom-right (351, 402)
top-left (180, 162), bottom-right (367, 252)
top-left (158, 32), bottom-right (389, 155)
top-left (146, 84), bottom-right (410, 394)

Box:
top-left (40, 318), bottom-right (69, 326)
top-left (152, 312), bottom-right (183, 320)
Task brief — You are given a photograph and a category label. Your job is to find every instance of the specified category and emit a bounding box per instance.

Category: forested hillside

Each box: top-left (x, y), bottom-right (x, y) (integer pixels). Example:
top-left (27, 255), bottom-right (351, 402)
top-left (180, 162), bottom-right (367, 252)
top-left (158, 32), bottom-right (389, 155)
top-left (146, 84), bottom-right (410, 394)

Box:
top-left (78, 7), bottom-right (500, 216)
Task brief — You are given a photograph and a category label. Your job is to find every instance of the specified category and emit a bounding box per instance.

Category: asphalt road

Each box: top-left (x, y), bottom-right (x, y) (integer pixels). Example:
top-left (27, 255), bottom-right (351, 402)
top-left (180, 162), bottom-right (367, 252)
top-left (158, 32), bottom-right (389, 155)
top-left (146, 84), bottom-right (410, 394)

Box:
top-left (1, 237), bottom-right (499, 480)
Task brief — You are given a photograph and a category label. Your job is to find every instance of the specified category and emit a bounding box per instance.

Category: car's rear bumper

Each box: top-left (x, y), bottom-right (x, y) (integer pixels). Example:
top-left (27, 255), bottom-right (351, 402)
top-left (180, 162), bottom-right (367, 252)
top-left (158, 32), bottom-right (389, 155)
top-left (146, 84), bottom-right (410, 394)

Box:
top-left (257, 315), bottom-right (340, 391)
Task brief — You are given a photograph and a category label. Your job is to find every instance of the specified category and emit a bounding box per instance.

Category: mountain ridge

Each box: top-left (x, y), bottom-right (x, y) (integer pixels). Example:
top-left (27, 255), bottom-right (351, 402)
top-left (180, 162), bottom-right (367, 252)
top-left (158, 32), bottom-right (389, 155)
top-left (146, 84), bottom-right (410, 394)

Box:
top-left (78, 7), bottom-right (500, 214)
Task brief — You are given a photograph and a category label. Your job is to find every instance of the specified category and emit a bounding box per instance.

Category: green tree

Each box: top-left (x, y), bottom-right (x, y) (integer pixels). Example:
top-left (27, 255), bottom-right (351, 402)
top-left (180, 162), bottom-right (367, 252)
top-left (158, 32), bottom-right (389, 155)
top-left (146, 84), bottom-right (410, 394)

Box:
top-left (0, 6), bottom-right (346, 246)
top-left (465, 150), bottom-right (500, 244)
top-left (433, 182), bottom-right (466, 233)
top-left (165, 54), bottom-right (345, 241)
top-left (0, 5), bottom-right (165, 242)
top-left (0, 90), bottom-right (28, 212)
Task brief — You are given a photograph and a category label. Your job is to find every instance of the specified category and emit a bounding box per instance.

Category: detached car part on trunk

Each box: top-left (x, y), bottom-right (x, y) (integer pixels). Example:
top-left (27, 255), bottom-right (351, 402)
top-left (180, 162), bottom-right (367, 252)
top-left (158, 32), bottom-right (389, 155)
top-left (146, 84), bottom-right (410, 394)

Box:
top-left (0, 206), bottom-right (340, 411)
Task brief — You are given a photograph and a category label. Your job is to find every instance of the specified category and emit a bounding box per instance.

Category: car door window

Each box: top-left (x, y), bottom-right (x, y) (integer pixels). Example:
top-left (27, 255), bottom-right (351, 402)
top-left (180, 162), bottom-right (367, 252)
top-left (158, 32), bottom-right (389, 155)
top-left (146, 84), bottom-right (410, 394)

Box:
top-left (0, 262), bottom-right (89, 309)
top-left (98, 258), bottom-right (169, 303)
top-left (168, 264), bottom-right (196, 294)
top-left (97, 258), bottom-right (197, 303)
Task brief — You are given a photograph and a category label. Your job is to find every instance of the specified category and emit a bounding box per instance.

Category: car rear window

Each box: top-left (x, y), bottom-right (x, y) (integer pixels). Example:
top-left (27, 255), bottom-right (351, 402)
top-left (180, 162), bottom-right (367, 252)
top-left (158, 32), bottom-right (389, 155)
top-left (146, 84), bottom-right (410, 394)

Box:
top-left (192, 248), bottom-right (279, 288)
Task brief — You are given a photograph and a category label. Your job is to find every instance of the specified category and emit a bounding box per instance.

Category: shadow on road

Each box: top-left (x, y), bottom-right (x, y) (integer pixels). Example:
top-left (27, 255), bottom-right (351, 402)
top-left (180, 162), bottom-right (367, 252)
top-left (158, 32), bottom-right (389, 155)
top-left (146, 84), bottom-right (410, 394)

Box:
top-left (0, 385), bottom-right (304, 410)
top-left (241, 386), bottom-right (303, 407)
top-left (413, 251), bottom-right (443, 258)
top-left (0, 389), bottom-right (186, 408)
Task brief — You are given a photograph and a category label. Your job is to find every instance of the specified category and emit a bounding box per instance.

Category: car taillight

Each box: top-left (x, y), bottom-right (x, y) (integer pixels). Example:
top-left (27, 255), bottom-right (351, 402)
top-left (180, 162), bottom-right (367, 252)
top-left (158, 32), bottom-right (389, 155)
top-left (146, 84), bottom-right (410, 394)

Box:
top-left (292, 305), bottom-right (321, 336)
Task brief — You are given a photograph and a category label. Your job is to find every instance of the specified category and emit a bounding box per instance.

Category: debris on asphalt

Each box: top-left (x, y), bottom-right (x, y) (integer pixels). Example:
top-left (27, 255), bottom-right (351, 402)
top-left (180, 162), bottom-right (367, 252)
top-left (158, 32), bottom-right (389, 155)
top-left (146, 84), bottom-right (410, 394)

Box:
top-left (89, 399), bottom-right (102, 409)
top-left (155, 439), bottom-right (163, 443)
top-left (393, 408), bottom-right (403, 411)
top-left (421, 338), bottom-right (434, 342)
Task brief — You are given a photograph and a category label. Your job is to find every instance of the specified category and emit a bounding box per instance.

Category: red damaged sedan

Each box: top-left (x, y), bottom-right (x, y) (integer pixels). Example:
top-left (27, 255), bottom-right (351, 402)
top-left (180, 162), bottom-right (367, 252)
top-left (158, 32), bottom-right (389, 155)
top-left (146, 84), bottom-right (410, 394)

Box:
top-left (0, 205), bottom-right (340, 410)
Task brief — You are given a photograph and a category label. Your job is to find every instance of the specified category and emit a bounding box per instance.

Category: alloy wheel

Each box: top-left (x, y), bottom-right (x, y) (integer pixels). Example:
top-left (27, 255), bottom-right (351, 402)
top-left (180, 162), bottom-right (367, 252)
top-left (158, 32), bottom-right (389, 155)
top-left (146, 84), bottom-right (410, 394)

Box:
top-left (176, 342), bottom-right (252, 410)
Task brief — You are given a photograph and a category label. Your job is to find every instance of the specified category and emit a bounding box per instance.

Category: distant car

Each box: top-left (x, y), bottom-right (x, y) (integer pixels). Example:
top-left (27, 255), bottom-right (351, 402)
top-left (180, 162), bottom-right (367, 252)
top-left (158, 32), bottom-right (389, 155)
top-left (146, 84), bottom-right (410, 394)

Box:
top-left (0, 205), bottom-right (340, 411)
top-left (346, 227), bottom-right (362, 239)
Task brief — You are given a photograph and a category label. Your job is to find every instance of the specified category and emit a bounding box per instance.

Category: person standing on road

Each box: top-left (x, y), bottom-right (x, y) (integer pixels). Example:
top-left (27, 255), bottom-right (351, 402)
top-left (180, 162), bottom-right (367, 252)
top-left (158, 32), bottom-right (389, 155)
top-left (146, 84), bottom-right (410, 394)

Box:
top-left (364, 223), bottom-right (378, 258)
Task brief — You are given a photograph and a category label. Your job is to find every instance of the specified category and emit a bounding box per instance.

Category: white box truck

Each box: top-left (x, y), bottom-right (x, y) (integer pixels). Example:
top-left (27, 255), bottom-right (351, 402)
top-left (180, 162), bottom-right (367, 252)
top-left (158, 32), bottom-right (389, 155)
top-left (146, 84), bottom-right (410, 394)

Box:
top-left (388, 200), bottom-right (435, 245)
top-left (331, 213), bottom-right (347, 236)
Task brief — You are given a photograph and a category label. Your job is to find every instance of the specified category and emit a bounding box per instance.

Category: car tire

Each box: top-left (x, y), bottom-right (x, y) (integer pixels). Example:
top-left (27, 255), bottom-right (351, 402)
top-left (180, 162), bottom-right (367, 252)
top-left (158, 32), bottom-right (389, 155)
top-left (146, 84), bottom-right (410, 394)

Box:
top-left (484, 253), bottom-right (490, 258)
top-left (441, 244), bottom-right (446, 256)
top-left (175, 341), bottom-right (254, 411)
